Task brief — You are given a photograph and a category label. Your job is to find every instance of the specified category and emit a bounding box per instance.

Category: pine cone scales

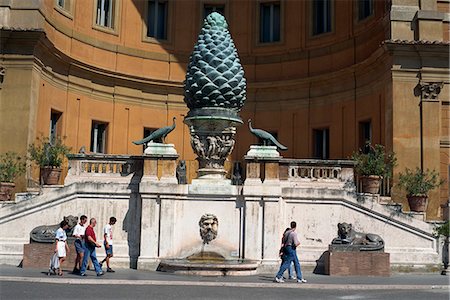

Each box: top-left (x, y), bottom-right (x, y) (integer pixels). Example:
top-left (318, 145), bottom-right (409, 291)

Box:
top-left (184, 12), bottom-right (246, 111)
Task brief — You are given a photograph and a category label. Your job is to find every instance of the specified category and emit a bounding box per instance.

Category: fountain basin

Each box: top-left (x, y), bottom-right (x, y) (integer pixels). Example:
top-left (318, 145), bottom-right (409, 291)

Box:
top-left (157, 259), bottom-right (259, 276)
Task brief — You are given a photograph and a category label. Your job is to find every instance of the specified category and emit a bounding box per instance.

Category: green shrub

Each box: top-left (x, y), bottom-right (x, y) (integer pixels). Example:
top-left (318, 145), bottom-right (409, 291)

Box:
top-left (0, 152), bottom-right (26, 183)
top-left (434, 221), bottom-right (450, 238)
top-left (398, 167), bottom-right (444, 196)
top-left (352, 143), bottom-right (396, 177)
top-left (28, 136), bottom-right (71, 168)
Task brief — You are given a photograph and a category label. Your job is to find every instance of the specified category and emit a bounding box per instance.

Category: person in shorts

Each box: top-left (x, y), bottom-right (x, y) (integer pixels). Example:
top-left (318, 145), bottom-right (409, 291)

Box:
top-left (54, 220), bottom-right (70, 276)
top-left (72, 215), bottom-right (87, 274)
top-left (100, 217), bottom-right (116, 272)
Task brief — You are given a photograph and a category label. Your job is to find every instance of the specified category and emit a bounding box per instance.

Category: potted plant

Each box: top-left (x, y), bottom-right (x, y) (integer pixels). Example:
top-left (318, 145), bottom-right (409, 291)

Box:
top-left (28, 136), bottom-right (71, 185)
top-left (398, 167), bottom-right (444, 212)
top-left (0, 152), bottom-right (26, 201)
top-left (352, 143), bottom-right (396, 194)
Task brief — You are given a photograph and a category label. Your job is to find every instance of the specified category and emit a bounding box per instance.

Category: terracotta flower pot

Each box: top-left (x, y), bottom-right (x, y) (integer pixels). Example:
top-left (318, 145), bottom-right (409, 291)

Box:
top-left (361, 175), bottom-right (382, 194)
top-left (0, 182), bottom-right (15, 201)
top-left (40, 167), bottom-right (62, 185)
top-left (407, 195), bottom-right (428, 212)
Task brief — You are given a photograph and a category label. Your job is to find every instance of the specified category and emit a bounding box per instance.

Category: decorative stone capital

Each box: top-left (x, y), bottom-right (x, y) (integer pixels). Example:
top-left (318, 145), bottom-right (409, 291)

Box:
top-left (188, 120), bottom-right (236, 179)
top-left (420, 82), bottom-right (443, 101)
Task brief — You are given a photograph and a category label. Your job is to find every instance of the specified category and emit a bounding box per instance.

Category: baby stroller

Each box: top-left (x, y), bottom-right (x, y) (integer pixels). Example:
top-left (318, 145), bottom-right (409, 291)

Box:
top-left (48, 252), bottom-right (60, 276)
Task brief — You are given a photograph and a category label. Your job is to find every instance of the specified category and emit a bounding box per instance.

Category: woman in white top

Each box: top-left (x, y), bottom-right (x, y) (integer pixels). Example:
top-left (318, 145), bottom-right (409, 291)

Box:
top-left (54, 220), bottom-right (70, 276)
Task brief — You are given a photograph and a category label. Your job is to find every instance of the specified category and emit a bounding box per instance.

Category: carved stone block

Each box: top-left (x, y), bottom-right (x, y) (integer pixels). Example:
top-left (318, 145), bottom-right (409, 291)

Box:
top-left (23, 242), bottom-right (77, 268)
top-left (324, 250), bottom-right (390, 276)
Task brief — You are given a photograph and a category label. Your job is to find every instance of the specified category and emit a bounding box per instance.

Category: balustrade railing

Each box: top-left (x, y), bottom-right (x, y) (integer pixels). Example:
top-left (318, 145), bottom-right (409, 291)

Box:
top-left (65, 154), bottom-right (140, 184)
top-left (64, 155), bottom-right (391, 196)
top-left (279, 159), bottom-right (355, 184)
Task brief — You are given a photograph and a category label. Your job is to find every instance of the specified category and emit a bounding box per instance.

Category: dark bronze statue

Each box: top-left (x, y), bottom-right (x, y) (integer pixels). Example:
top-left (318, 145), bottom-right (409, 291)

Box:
top-left (176, 160), bottom-right (187, 184)
top-left (132, 117), bottom-right (176, 145)
top-left (331, 222), bottom-right (384, 251)
top-left (30, 215), bottom-right (78, 243)
top-left (248, 119), bottom-right (287, 150)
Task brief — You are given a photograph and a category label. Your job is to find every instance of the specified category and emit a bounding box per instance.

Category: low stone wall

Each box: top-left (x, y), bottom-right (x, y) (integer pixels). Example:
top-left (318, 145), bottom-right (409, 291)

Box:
top-left (0, 156), bottom-right (442, 272)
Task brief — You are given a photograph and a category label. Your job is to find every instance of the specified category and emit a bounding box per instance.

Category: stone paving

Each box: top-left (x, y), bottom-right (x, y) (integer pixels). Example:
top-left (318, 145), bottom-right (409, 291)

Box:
top-left (0, 265), bottom-right (448, 291)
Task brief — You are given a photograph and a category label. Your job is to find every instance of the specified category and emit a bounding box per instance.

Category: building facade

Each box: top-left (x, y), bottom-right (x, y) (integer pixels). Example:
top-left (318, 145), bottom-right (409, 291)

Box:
top-left (0, 0), bottom-right (448, 219)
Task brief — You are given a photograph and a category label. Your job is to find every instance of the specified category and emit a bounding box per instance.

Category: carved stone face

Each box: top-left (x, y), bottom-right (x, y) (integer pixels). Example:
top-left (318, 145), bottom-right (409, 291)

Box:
top-left (337, 222), bottom-right (353, 238)
top-left (64, 215), bottom-right (78, 229)
top-left (199, 214), bottom-right (218, 244)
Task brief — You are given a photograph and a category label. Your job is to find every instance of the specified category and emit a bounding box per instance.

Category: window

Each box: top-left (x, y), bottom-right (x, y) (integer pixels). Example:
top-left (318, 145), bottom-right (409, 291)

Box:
top-left (147, 0), bottom-right (168, 39)
top-left (359, 120), bottom-right (372, 152)
top-left (50, 111), bottom-right (62, 144)
top-left (313, 128), bottom-right (329, 159)
top-left (203, 4), bottom-right (225, 19)
top-left (90, 121), bottom-right (108, 153)
top-left (57, 0), bottom-right (66, 9)
top-left (312, 0), bottom-right (332, 35)
top-left (259, 2), bottom-right (281, 43)
top-left (96, 0), bottom-right (115, 28)
top-left (55, 0), bottom-right (73, 17)
top-left (56, 0), bottom-right (70, 10)
top-left (358, 0), bottom-right (373, 20)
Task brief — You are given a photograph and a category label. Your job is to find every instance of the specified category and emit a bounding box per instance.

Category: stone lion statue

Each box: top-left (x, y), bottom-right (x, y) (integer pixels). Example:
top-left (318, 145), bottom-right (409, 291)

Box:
top-left (199, 213), bottom-right (218, 244)
top-left (30, 215), bottom-right (78, 243)
top-left (331, 222), bottom-right (384, 251)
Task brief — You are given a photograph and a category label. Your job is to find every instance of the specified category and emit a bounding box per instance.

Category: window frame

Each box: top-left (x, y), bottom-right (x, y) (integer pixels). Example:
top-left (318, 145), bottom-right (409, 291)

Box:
top-left (143, 0), bottom-right (173, 44)
top-left (358, 120), bottom-right (372, 152)
top-left (90, 120), bottom-right (109, 154)
top-left (50, 110), bottom-right (63, 144)
top-left (92, 0), bottom-right (120, 35)
top-left (54, 0), bottom-right (75, 19)
top-left (357, 0), bottom-right (374, 22)
top-left (312, 127), bottom-right (330, 160)
top-left (256, 0), bottom-right (284, 45)
top-left (310, 0), bottom-right (334, 37)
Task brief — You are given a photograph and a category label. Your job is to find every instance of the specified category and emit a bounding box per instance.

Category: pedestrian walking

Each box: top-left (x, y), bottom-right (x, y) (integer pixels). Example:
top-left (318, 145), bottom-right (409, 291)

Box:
top-left (72, 214), bottom-right (87, 274)
top-left (79, 218), bottom-right (103, 277)
top-left (279, 227), bottom-right (295, 280)
top-left (100, 216), bottom-right (116, 272)
top-left (274, 221), bottom-right (307, 283)
top-left (54, 220), bottom-right (70, 276)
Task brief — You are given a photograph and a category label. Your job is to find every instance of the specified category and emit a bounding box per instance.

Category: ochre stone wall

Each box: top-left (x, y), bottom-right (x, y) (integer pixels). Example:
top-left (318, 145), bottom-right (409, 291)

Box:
top-left (0, 0), bottom-right (448, 219)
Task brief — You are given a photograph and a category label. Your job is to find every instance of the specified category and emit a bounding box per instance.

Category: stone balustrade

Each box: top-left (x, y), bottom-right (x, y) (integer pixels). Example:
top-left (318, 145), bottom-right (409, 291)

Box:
top-left (65, 154), bottom-right (392, 195)
top-left (65, 154), bottom-right (141, 184)
top-left (279, 159), bottom-right (355, 185)
top-left (65, 153), bottom-right (179, 185)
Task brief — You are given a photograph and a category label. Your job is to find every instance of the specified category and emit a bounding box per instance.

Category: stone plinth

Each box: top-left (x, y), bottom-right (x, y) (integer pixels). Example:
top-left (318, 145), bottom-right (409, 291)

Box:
top-left (244, 147), bottom-right (281, 185)
top-left (324, 250), bottom-right (390, 276)
top-left (142, 152), bottom-right (179, 184)
top-left (188, 178), bottom-right (238, 195)
top-left (23, 242), bottom-right (77, 268)
top-left (246, 145), bottom-right (280, 158)
top-left (144, 143), bottom-right (177, 155)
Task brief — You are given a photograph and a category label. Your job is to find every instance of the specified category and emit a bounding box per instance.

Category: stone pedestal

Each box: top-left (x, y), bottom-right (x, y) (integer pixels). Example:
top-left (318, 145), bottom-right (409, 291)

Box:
top-left (142, 148), bottom-right (179, 183)
top-left (23, 242), bottom-right (77, 268)
top-left (246, 145), bottom-right (280, 158)
top-left (244, 146), bottom-right (281, 185)
top-left (324, 250), bottom-right (390, 276)
top-left (144, 143), bottom-right (177, 155)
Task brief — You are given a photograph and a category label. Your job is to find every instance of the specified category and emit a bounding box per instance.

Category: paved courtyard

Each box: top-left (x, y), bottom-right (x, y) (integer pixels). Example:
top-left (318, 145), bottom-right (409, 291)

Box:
top-left (0, 265), bottom-right (448, 300)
